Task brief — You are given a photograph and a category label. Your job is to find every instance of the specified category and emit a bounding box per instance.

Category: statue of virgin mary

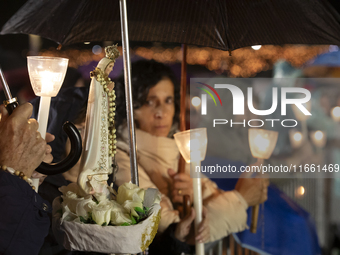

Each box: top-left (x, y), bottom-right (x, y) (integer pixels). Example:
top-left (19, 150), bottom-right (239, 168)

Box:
top-left (78, 45), bottom-right (120, 202)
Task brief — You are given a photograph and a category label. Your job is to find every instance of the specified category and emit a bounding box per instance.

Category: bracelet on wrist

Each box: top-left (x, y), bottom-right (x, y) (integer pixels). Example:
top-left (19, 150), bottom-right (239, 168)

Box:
top-left (0, 165), bottom-right (35, 190)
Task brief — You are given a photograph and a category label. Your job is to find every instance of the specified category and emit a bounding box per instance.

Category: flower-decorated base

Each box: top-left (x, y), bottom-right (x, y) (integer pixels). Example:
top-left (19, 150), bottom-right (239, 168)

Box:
top-left (52, 188), bottom-right (161, 254)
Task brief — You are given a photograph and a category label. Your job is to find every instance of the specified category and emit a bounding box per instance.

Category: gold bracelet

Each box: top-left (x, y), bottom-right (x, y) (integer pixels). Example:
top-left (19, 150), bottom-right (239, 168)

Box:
top-left (0, 165), bottom-right (35, 190)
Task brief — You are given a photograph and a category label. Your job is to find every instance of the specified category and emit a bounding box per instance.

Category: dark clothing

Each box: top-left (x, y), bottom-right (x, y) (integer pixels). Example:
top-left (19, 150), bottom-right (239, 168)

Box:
top-left (38, 174), bottom-right (70, 207)
top-left (0, 170), bottom-right (50, 255)
top-left (149, 224), bottom-right (194, 255)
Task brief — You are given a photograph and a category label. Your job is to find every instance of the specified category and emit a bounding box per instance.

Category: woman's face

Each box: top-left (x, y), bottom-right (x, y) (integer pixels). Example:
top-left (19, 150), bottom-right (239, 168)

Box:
top-left (105, 62), bottom-right (114, 75)
top-left (134, 78), bottom-right (175, 137)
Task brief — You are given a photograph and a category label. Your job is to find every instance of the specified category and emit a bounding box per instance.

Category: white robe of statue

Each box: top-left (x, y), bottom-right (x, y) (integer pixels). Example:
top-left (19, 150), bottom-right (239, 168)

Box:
top-left (78, 61), bottom-right (113, 201)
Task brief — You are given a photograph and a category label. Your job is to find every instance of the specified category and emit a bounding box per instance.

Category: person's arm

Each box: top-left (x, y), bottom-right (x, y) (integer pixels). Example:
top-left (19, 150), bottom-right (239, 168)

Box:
top-left (0, 103), bottom-right (53, 254)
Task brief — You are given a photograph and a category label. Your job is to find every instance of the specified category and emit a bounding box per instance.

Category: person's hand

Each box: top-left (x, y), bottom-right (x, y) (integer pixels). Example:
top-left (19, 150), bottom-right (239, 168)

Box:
top-left (31, 132), bottom-right (55, 185)
top-left (184, 207), bottom-right (210, 245)
top-left (0, 103), bottom-right (50, 178)
top-left (108, 82), bottom-right (115, 92)
top-left (174, 207), bottom-right (196, 242)
top-left (43, 132), bottom-right (55, 164)
top-left (235, 170), bottom-right (269, 207)
top-left (168, 168), bottom-right (193, 204)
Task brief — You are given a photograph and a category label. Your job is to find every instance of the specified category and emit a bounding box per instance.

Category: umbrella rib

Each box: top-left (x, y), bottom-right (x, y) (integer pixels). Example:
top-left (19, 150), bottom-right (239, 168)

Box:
top-left (216, 0), bottom-right (231, 51)
top-left (60, 1), bottom-right (89, 44)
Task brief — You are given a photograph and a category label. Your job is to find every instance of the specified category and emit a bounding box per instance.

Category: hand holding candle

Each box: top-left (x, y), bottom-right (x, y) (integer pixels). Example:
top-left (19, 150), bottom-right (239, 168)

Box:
top-left (248, 128), bottom-right (278, 233)
top-left (174, 128), bottom-right (207, 255)
top-left (27, 56), bottom-right (68, 190)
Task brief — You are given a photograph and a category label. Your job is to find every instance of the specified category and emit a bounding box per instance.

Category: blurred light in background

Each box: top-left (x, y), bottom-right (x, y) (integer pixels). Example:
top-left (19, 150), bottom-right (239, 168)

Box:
top-left (329, 45), bottom-right (339, 52)
top-left (92, 45), bottom-right (102, 55)
top-left (331, 106), bottom-right (340, 122)
top-left (310, 130), bottom-right (327, 148)
top-left (84, 42), bottom-right (90, 45)
top-left (295, 186), bottom-right (305, 198)
top-left (40, 45), bottom-right (329, 77)
top-left (289, 129), bottom-right (303, 149)
top-left (251, 45), bottom-right (262, 50)
top-left (191, 96), bottom-right (201, 107)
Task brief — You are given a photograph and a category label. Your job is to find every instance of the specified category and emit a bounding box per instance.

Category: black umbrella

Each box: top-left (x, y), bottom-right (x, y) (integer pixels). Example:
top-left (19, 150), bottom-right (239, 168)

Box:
top-left (2, 0), bottom-right (340, 50)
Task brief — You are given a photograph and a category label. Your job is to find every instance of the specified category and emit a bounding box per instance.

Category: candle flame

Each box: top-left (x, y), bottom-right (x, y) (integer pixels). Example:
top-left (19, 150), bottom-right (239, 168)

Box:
top-left (254, 134), bottom-right (270, 153)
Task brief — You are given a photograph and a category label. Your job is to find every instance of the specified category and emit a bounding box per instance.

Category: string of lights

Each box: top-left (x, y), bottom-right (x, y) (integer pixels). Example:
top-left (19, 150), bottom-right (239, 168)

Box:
top-left (39, 44), bottom-right (330, 77)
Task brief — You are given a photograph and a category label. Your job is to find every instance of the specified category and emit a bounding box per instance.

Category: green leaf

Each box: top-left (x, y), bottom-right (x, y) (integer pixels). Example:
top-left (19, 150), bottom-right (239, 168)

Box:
top-left (121, 222), bottom-right (131, 226)
top-left (131, 215), bottom-right (137, 225)
top-left (144, 206), bottom-right (149, 213)
top-left (102, 222), bottom-right (108, 226)
top-left (79, 216), bottom-right (87, 223)
top-left (134, 207), bottom-right (143, 213)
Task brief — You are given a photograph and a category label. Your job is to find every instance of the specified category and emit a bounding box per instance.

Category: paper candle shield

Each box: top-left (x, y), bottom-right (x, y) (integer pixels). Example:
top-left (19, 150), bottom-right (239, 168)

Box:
top-left (248, 128), bottom-right (278, 159)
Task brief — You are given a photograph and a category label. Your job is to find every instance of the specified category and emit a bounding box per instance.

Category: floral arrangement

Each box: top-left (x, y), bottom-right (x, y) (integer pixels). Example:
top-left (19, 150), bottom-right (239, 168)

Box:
top-left (52, 183), bottom-right (161, 253)
top-left (59, 182), bottom-right (159, 227)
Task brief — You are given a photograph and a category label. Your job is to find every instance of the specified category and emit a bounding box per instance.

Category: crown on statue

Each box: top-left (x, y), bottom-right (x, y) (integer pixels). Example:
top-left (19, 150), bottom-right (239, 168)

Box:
top-left (105, 44), bottom-right (120, 62)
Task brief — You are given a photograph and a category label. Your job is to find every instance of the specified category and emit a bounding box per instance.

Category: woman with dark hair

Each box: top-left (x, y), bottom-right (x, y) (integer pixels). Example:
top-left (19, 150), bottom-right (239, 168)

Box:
top-left (114, 60), bottom-right (268, 254)
top-left (115, 59), bottom-right (181, 138)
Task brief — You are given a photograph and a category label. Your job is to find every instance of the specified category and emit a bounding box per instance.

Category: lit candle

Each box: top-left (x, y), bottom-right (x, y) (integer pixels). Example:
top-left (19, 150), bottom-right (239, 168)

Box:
top-left (27, 57), bottom-right (68, 138)
top-left (174, 128), bottom-right (207, 255)
top-left (27, 56), bottom-right (68, 191)
top-left (248, 128), bottom-right (278, 233)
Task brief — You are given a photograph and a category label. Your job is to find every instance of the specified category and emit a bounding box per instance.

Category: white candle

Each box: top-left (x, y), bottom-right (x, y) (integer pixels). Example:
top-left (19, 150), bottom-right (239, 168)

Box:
top-left (191, 161), bottom-right (204, 255)
top-left (37, 96), bottom-right (51, 139)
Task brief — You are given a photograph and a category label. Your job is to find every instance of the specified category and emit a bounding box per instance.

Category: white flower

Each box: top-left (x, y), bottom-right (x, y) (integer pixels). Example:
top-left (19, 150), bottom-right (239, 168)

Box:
top-left (61, 205), bottom-right (78, 222)
top-left (60, 183), bottom-right (85, 214)
top-left (122, 193), bottom-right (143, 217)
top-left (111, 211), bottom-right (132, 226)
top-left (116, 182), bottom-right (145, 205)
top-left (76, 196), bottom-right (96, 220)
top-left (92, 200), bottom-right (112, 226)
top-left (110, 200), bottom-right (132, 225)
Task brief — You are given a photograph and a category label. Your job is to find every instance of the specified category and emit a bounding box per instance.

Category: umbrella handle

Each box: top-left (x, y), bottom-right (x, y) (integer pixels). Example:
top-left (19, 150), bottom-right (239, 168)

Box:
top-left (36, 121), bottom-right (82, 175)
top-left (250, 204), bottom-right (260, 233)
top-left (183, 195), bottom-right (191, 216)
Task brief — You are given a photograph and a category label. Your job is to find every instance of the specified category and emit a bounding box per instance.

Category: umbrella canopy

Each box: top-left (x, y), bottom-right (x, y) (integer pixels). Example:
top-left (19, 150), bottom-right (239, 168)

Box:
top-left (2, 0), bottom-right (340, 50)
